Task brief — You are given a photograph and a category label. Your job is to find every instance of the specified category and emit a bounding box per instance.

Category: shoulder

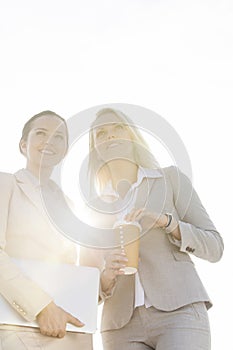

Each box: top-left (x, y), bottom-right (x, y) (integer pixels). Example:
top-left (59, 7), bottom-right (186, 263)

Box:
top-left (0, 172), bottom-right (15, 202)
top-left (157, 166), bottom-right (180, 185)
top-left (162, 165), bottom-right (180, 176)
top-left (161, 166), bottom-right (194, 196)
top-left (162, 166), bottom-right (192, 183)
top-left (0, 172), bottom-right (14, 185)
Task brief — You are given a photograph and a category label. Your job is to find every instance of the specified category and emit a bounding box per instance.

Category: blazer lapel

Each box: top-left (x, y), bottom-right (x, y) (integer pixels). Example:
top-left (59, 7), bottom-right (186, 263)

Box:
top-left (135, 177), bottom-right (156, 209)
top-left (14, 169), bottom-right (48, 219)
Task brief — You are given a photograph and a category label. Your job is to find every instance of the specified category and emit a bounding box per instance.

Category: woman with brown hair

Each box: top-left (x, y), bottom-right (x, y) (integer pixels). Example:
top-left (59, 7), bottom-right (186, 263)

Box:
top-left (0, 111), bottom-right (92, 349)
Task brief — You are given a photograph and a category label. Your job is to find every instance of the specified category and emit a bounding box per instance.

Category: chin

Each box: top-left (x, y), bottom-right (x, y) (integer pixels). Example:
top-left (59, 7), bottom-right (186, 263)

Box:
top-left (39, 158), bottom-right (61, 169)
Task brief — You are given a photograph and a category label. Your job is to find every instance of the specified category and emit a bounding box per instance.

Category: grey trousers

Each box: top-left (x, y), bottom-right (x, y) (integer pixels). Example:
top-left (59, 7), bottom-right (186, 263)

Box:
top-left (102, 302), bottom-right (211, 350)
top-left (0, 325), bottom-right (92, 350)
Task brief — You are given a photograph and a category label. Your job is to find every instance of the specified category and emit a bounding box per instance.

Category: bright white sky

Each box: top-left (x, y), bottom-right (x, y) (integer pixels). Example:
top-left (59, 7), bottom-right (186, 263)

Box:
top-left (0, 1), bottom-right (232, 349)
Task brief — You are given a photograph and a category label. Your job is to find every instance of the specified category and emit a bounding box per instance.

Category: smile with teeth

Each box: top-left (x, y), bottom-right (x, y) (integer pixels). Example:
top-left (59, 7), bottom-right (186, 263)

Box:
top-left (107, 142), bottom-right (121, 148)
top-left (39, 149), bottom-right (55, 155)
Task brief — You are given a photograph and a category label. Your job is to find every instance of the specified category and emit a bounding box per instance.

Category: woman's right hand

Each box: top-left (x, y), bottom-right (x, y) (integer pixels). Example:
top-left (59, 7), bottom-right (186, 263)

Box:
top-left (36, 301), bottom-right (84, 338)
top-left (101, 250), bottom-right (128, 295)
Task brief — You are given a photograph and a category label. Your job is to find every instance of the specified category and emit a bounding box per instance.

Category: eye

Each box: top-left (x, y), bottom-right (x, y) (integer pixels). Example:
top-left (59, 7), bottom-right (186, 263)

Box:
top-left (115, 124), bottom-right (124, 131)
top-left (36, 130), bottom-right (46, 136)
top-left (96, 130), bottom-right (105, 139)
top-left (55, 134), bottom-right (64, 140)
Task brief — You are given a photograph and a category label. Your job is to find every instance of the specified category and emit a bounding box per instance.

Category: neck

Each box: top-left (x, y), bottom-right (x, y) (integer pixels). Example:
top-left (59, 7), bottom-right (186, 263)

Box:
top-left (26, 163), bottom-right (53, 185)
top-left (104, 160), bottom-right (138, 196)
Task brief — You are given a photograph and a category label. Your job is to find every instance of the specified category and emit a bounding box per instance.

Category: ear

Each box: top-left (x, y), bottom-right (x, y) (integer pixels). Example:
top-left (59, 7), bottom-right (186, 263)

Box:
top-left (19, 139), bottom-right (27, 156)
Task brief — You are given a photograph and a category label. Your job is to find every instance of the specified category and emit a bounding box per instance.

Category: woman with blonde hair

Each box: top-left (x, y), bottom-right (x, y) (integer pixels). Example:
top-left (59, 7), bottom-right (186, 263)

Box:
top-left (88, 108), bottom-right (159, 196)
top-left (81, 107), bottom-right (223, 350)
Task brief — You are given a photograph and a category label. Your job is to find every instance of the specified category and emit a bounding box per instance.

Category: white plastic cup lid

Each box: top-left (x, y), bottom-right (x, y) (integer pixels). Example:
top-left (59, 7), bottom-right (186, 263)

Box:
top-left (113, 220), bottom-right (142, 232)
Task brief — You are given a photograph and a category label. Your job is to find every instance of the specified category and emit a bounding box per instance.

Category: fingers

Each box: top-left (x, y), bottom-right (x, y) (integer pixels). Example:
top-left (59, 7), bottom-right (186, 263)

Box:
top-left (124, 208), bottom-right (162, 229)
top-left (40, 326), bottom-right (66, 338)
top-left (104, 250), bottom-right (128, 277)
top-left (105, 251), bottom-right (128, 269)
top-left (57, 329), bottom-right (66, 338)
top-left (37, 302), bottom-right (84, 338)
top-left (39, 314), bottom-right (84, 338)
top-left (105, 252), bottom-right (128, 264)
top-left (67, 313), bottom-right (85, 328)
top-left (124, 208), bottom-right (145, 222)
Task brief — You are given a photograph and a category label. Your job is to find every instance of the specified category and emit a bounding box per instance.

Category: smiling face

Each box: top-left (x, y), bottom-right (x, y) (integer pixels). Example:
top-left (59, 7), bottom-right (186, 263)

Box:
top-left (92, 111), bottom-right (135, 163)
top-left (20, 114), bottom-right (68, 174)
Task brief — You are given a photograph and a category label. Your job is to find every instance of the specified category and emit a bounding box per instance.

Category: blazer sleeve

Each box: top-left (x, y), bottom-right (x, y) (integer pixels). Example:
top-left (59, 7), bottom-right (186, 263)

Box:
top-left (0, 173), bottom-right (53, 322)
top-left (166, 166), bottom-right (224, 263)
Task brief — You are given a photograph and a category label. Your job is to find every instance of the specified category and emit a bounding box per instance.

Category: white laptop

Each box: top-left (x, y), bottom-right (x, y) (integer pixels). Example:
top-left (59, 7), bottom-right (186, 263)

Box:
top-left (0, 258), bottom-right (99, 333)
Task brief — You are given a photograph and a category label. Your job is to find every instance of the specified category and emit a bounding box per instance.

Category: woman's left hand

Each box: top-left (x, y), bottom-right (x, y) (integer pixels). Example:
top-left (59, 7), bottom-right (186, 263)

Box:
top-left (36, 301), bottom-right (84, 338)
top-left (124, 208), bottom-right (167, 229)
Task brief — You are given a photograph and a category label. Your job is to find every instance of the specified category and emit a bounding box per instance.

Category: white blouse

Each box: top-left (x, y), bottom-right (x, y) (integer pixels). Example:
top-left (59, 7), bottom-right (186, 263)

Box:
top-left (100, 167), bottom-right (163, 308)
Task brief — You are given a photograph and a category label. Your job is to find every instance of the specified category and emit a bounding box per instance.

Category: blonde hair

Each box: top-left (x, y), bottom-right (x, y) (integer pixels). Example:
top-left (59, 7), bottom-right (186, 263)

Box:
top-left (88, 108), bottom-right (160, 195)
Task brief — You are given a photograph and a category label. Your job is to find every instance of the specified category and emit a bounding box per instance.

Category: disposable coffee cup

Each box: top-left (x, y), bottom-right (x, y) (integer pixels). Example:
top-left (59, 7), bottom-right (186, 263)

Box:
top-left (113, 220), bottom-right (141, 275)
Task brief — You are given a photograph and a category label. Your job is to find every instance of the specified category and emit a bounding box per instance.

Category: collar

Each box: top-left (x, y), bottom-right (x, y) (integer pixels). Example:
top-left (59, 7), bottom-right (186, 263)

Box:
top-left (14, 168), bottom-right (38, 186)
top-left (14, 169), bottom-right (59, 192)
top-left (22, 169), bottom-right (40, 186)
top-left (100, 167), bottom-right (162, 201)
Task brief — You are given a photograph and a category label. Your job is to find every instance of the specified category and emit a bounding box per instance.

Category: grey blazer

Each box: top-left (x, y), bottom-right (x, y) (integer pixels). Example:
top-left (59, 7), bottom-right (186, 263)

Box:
top-left (100, 166), bottom-right (224, 332)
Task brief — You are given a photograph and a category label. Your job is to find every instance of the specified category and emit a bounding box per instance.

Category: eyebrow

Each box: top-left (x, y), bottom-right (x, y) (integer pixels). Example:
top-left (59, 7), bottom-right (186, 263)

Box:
top-left (95, 123), bottom-right (122, 131)
top-left (35, 128), bottom-right (64, 135)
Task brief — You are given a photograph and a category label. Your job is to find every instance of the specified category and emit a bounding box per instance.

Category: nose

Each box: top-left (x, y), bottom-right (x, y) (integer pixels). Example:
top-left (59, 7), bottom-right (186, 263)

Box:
top-left (44, 138), bottom-right (52, 145)
top-left (44, 135), bottom-right (55, 145)
top-left (107, 133), bottom-right (115, 140)
top-left (107, 128), bottom-right (116, 140)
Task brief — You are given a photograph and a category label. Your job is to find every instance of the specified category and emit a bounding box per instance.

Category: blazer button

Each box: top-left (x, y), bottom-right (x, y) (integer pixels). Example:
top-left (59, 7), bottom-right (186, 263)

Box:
top-left (186, 247), bottom-right (191, 252)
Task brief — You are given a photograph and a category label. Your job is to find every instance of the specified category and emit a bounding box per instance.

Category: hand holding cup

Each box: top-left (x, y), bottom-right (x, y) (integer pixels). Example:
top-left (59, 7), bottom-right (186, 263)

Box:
top-left (124, 208), bottom-right (168, 229)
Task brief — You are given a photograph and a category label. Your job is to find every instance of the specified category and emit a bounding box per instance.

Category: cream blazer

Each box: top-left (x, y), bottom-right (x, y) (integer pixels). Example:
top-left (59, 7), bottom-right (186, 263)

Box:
top-left (0, 170), bottom-right (77, 324)
top-left (80, 166), bottom-right (224, 332)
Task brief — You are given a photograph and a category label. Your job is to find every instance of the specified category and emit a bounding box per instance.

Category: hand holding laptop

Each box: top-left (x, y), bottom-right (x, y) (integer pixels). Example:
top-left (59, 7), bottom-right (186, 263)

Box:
top-left (0, 259), bottom-right (99, 334)
top-left (37, 301), bottom-right (85, 338)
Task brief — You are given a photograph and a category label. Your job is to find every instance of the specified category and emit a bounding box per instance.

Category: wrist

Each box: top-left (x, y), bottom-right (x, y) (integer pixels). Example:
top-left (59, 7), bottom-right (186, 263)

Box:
top-left (163, 213), bottom-right (181, 240)
top-left (163, 213), bottom-right (173, 228)
top-left (101, 269), bottom-right (117, 294)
